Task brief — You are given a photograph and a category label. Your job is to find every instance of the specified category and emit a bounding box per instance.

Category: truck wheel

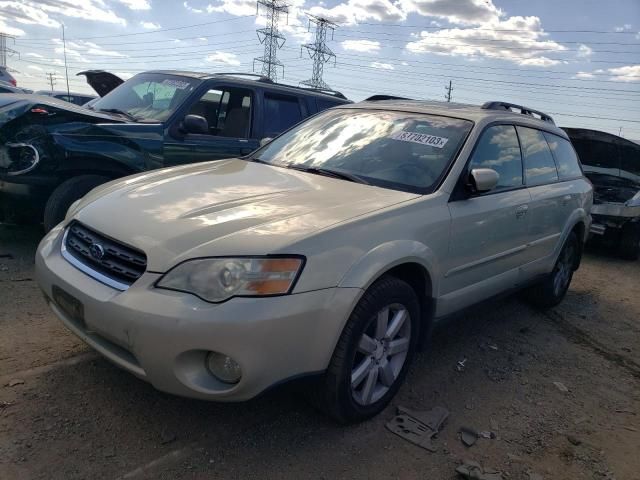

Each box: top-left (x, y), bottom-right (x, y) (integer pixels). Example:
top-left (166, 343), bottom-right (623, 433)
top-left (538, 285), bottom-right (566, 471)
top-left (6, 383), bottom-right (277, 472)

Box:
top-left (310, 276), bottom-right (420, 423)
top-left (524, 232), bottom-right (579, 310)
top-left (619, 222), bottom-right (640, 260)
top-left (43, 175), bottom-right (109, 232)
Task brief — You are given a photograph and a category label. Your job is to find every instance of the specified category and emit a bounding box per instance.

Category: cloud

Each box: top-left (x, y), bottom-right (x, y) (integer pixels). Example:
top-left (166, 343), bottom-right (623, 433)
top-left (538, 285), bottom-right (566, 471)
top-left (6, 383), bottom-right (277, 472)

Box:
top-left (205, 51), bottom-right (241, 66)
top-left (117, 0), bottom-right (151, 9)
top-left (577, 44), bottom-right (592, 58)
top-left (140, 20), bottom-right (160, 29)
top-left (183, 1), bottom-right (204, 13)
top-left (0, 0), bottom-right (126, 28)
top-left (206, 0), bottom-right (255, 15)
top-left (406, 15), bottom-right (567, 66)
top-left (25, 52), bottom-right (43, 58)
top-left (400, 0), bottom-right (502, 25)
top-left (370, 61), bottom-right (394, 70)
top-left (614, 24), bottom-right (632, 32)
top-left (309, 0), bottom-right (406, 26)
top-left (341, 39), bottom-right (381, 52)
top-left (0, 13), bottom-right (26, 35)
top-left (27, 65), bottom-right (43, 71)
top-left (607, 65), bottom-right (640, 82)
top-left (50, 39), bottom-right (126, 63)
top-left (574, 71), bottom-right (595, 79)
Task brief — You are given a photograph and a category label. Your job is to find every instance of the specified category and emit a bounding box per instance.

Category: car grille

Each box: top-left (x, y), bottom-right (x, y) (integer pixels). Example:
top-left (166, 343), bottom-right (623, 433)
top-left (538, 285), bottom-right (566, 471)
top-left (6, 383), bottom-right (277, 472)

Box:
top-left (63, 221), bottom-right (147, 289)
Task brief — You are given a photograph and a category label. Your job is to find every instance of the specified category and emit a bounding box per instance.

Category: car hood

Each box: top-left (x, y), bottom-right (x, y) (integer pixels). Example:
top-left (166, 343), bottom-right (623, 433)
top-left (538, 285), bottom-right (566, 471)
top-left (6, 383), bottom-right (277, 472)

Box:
top-left (77, 70), bottom-right (124, 97)
top-left (73, 159), bottom-right (418, 272)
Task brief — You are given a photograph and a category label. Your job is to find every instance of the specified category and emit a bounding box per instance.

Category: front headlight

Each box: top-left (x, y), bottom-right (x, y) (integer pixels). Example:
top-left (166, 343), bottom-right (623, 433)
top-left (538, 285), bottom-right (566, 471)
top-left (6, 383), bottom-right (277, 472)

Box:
top-left (156, 257), bottom-right (304, 303)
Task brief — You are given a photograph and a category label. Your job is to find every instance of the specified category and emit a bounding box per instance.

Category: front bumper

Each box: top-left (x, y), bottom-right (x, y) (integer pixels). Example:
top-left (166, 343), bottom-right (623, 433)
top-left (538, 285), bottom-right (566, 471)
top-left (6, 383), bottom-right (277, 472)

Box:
top-left (36, 225), bottom-right (362, 401)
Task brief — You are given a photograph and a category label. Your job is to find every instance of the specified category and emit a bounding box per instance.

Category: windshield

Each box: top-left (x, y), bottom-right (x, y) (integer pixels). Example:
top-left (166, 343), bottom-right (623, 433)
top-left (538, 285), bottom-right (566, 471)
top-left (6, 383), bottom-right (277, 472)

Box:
top-left (90, 73), bottom-right (200, 123)
top-left (253, 108), bottom-right (473, 193)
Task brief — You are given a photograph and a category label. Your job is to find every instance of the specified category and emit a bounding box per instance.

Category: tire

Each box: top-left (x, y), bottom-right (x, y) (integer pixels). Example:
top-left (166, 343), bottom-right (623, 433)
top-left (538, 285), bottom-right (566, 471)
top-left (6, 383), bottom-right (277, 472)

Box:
top-left (619, 222), bottom-right (640, 261)
top-left (525, 232), bottom-right (579, 309)
top-left (310, 276), bottom-right (420, 423)
top-left (43, 175), bottom-right (109, 232)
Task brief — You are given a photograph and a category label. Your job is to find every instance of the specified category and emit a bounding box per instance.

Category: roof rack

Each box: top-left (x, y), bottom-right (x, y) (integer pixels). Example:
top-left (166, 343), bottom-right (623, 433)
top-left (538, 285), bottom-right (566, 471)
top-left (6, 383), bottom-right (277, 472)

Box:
top-left (482, 101), bottom-right (555, 124)
top-left (365, 95), bottom-right (412, 101)
top-left (215, 72), bottom-right (274, 83)
top-left (295, 85), bottom-right (347, 99)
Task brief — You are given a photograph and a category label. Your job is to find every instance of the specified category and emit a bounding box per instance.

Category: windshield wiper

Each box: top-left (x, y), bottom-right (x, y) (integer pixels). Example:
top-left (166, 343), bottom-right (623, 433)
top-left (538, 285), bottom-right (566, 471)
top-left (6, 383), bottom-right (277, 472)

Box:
top-left (98, 108), bottom-right (137, 121)
top-left (286, 165), bottom-right (369, 185)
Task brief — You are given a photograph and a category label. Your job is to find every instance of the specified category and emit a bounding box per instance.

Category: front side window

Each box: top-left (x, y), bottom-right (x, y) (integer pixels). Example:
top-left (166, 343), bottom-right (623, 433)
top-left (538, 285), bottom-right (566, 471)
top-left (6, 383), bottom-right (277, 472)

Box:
top-left (468, 125), bottom-right (523, 190)
top-left (187, 87), bottom-right (252, 138)
top-left (253, 108), bottom-right (473, 193)
top-left (544, 133), bottom-right (582, 180)
top-left (518, 126), bottom-right (559, 186)
top-left (263, 94), bottom-right (303, 137)
top-left (91, 73), bottom-right (200, 122)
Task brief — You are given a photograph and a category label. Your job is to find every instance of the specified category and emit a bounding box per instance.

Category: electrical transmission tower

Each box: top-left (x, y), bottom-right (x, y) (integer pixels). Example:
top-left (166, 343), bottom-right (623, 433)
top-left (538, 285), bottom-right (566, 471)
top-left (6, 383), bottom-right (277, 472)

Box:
top-left (0, 33), bottom-right (19, 69)
top-left (445, 80), bottom-right (453, 102)
top-left (46, 72), bottom-right (57, 91)
top-left (300, 15), bottom-right (337, 91)
top-left (254, 0), bottom-right (289, 82)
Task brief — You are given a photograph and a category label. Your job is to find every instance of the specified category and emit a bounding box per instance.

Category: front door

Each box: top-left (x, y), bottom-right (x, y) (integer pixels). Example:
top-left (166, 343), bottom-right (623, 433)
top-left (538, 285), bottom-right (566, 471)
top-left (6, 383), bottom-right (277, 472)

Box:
top-left (441, 125), bottom-right (531, 313)
top-left (164, 86), bottom-right (259, 166)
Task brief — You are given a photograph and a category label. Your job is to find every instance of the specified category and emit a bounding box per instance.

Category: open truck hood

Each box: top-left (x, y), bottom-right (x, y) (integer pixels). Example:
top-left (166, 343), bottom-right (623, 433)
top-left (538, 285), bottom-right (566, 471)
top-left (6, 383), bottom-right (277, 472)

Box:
top-left (77, 70), bottom-right (124, 97)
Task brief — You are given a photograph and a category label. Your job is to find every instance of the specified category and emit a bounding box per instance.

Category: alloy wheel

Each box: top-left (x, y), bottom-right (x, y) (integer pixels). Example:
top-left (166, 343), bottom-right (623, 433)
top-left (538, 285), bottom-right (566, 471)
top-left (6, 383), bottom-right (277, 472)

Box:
top-left (351, 303), bottom-right (411, 406)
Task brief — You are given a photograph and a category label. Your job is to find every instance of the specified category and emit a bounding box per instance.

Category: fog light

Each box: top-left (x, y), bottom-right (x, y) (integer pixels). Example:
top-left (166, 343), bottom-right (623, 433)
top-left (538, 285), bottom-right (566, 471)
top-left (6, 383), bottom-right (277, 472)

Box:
top-left (205, 352), bottom-right (242, 384)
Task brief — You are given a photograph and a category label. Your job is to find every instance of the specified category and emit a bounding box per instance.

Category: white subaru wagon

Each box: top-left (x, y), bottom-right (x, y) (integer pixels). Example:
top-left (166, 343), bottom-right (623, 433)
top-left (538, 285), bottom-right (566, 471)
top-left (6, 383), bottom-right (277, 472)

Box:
top-left (36, 99), bottom-right (592, 422)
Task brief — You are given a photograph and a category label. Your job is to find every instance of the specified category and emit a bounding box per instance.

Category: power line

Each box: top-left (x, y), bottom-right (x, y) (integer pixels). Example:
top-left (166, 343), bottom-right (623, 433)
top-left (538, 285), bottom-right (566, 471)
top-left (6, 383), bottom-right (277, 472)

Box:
top-left (355, 22), bottom-right (640, 35)
top-left (0, 32), bottom-right (18, 68)
top-left (300, 15), bottom-right (337, 90)
top-left (254, 0), bottom-right (289, 81)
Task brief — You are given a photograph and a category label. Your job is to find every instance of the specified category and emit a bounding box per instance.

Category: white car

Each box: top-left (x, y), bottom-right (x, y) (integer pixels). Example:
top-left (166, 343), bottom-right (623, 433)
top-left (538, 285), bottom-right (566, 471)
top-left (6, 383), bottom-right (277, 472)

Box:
top-left (36, 99), bottom-right (592, 422)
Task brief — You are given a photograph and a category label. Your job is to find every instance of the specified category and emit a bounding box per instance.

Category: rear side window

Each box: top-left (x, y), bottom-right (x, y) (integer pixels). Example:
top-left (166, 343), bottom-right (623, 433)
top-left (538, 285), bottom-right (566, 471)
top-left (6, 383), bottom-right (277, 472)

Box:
top-left (316, 98), bottom-right (342, 112)
top-left (264, 94), bottom-right (303, 137)
top-left (468, 125), bottom-right (523, 190)
top-left (544, 133), bottom-right (582, 180)
top-left (517, 126), bottom-right (558, 186)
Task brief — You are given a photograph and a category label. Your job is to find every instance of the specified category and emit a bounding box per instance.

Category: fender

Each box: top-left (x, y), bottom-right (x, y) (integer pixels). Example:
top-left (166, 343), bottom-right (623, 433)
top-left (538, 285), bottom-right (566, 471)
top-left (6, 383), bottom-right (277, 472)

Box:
top-left (338, 240), bottom-right (440, 294)
top-left (555, 208), bottom-right (590, 259)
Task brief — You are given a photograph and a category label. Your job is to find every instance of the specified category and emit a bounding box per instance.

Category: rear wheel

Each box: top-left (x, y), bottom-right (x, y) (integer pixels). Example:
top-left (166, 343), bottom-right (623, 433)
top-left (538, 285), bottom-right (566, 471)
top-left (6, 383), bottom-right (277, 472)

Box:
top-left (619, 222), bottom-right (640, 260)
top-left (43, 175), bottom-right (109, 232)
top-left (310, 276), bottom-right (419, 423)
top-left (524, 232), bottom-right (579, 309)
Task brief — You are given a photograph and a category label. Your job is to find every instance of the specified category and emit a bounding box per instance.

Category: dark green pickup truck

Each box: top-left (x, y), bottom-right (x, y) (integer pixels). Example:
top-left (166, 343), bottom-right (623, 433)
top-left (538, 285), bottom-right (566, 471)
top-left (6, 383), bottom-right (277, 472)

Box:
top-left (0, 70), bottom-right (349, 230)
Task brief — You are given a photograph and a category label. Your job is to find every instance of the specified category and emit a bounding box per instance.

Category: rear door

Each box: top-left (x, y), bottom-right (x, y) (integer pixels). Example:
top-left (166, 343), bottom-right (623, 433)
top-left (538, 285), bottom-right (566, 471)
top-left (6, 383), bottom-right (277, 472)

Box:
top-left (444, 124), bottom-right (531, 309)
top-left (164, 84), bottom-right (258, 166)
top-left (517, 126), bottom-right (564, 264)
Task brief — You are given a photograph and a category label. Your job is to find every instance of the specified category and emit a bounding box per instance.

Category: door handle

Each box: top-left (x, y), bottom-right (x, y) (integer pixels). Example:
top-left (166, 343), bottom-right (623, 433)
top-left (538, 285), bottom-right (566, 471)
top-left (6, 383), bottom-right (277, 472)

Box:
top-left (561, 195), bottom-right (572, 206)
top-left (515, 204), bottom-right (528, 219)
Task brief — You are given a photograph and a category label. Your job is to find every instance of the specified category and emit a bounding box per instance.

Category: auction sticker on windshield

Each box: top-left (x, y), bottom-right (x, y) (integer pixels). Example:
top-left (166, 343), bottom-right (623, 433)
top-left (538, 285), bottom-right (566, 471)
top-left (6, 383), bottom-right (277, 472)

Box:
top-left (392, 131), bottom-right (449, 148)
top-left (162, 79), bottom-right (190, 89)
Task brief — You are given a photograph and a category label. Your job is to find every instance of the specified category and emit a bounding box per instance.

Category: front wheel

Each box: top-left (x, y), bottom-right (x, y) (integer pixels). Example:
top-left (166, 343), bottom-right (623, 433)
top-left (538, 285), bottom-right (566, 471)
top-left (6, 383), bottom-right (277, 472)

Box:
top-left (43, 175), bottom-right (109, 232)
top-left (524, 232), bottom-right (579, 309)
top-left (310, 276), bottom-right (420, 423)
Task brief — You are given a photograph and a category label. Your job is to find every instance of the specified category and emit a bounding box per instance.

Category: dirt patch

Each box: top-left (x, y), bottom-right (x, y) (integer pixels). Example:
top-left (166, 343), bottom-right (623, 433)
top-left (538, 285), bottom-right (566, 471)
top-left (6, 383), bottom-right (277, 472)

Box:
top-left (1, 225), bottom-right (638, 480)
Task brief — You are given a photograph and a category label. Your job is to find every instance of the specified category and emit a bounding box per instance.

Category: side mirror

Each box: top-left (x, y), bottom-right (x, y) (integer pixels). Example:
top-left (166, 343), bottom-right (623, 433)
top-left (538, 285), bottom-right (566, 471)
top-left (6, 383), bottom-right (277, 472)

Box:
top-left (259, 137), bottom-right (273, 147)
top-left (181, 114), bottom-right (208, 134)
top-left (469, 168), bottom-right (499, 193)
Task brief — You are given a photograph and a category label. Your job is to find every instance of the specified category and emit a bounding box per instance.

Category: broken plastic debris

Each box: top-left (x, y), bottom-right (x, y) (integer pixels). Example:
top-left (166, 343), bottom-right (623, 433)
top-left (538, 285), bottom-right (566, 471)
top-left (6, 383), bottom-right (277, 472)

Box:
top-left (7, 379), bottom-right (24, 387)
top-left (456, 358), bottom-right (467, 372)
top-left (553, 381), bottom-right (569, 392)
top-left (460, 426), bottom-right (479, 447)
top-left (386, 406), bottom-right (449, 452)
top-left (456, 460), bottom-right (503, 480)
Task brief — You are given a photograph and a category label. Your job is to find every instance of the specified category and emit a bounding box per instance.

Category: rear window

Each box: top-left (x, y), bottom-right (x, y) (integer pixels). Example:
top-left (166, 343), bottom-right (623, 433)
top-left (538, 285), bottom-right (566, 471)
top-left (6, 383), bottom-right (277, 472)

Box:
top-left (544, 133), bottom-right (582, 180)
top-left (517, 126), bottom-right (559, 186)
top-left (264, 95), bottom-right (303, 137)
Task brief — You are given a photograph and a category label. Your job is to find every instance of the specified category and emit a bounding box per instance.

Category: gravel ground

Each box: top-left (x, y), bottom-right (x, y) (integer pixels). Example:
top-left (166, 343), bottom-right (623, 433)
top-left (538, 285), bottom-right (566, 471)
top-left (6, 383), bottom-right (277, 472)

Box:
top-left (0, 223), bottom-right (638, 480)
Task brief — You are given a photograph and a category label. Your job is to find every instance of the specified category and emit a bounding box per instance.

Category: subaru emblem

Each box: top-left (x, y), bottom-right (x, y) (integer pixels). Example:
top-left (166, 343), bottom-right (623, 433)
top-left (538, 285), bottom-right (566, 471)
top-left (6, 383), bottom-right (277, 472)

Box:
top-left (89, 243), bottom-right (105, 260)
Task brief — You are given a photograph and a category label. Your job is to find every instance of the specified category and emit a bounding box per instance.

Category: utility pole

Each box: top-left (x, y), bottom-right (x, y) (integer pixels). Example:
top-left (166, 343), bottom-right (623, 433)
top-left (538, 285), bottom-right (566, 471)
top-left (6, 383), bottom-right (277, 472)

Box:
top-left (0, 32), bottom-right (18, 68)
top-left (46, 72), bottom-right (57, 91)
top-left (62, 24), bottom-right (70, 97)
top-left (618, 126), bottom-right (624, 137)
top-left (445, 80), bottom-right (453, 102)
top-left (254, 0), bottom-right (289, 82)
top-left (300, 15), bottom-right (337, 91)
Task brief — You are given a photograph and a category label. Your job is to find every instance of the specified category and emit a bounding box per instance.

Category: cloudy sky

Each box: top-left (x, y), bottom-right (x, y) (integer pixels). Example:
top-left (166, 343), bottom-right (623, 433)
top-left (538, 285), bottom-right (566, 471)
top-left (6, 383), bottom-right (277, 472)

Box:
top-left (1, 0), bottom-right (639, 137)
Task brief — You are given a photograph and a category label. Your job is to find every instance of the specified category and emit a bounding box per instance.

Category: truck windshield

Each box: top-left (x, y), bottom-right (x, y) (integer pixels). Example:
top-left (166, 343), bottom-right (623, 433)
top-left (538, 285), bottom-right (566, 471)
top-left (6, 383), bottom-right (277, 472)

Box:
top-left (90, 73), bottom-right (200, 123)
top-left (253, 108), bottom-right (473, 193)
